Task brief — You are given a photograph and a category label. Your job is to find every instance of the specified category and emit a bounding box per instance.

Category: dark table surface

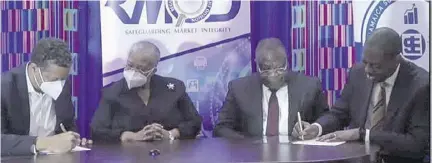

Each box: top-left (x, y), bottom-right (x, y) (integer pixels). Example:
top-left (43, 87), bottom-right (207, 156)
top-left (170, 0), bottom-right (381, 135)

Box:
top-left (1, 137), bottom-right (379, 163)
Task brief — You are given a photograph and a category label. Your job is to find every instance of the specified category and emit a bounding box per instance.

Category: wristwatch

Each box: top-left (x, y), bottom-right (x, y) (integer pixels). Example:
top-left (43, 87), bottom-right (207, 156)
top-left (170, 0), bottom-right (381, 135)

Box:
top-left (168, 131), bottom-right (175, 140)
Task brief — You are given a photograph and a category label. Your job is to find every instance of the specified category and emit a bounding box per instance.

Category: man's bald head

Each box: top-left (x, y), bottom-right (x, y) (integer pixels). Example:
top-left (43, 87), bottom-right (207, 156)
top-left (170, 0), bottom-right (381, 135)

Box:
top-left (362, 27), bottom-right (402, 82)
top-left (364, 27), bottom-right (402, 57)
top-left (255, 37), bottom-right (287, 67)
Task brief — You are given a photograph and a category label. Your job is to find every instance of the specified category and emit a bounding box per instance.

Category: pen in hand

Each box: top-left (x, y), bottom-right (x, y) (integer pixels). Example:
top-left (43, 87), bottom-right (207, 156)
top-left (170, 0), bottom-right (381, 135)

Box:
top-left (297, 112), bottom-right (304, 140)
top-left (60, 123), bottom-right (82, 147)
top-left (60, 123), bottom-right (67, 133)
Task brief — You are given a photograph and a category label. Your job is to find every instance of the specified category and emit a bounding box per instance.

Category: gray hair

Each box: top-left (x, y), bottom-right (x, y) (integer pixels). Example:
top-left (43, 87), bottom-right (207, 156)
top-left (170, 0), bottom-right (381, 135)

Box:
top-left (255, 37), bottom-right (287, 65)
top-left (128, 40), bottom-right (161, 63)
top-left (364, 27), bottom-right (402, 57)
top-left (30, 38), bottom-right (72, 68)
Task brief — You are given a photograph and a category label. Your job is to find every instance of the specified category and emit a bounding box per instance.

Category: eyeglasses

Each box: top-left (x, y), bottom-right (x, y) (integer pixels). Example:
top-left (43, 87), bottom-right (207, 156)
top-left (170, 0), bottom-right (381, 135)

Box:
top-left (125, 64), bottom-right (155, 75)
top-left (258, 65), bottom-right (287, 74)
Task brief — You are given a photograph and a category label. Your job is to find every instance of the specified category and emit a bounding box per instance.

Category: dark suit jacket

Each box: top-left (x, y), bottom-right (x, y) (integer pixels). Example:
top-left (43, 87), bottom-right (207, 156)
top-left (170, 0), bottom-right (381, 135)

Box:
top-left (316, 60), bottom-right (430, 162)
top-left (1, 64), bottom-right (76, 156)
top-left (213, 71), bottom-right (329, 138)
top-left (91, 75), bottom-right (202, 142)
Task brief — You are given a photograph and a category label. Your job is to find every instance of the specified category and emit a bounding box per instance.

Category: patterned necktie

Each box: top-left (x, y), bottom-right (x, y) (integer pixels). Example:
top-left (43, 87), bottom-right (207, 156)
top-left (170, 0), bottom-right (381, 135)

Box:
top-left (266, 90), bottom-right (279, 136)
top-left (371, 82), bottom-right (387, 130)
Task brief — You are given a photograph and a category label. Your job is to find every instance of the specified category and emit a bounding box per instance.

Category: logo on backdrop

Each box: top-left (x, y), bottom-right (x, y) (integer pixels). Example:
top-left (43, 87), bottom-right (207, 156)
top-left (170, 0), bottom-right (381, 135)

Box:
top-left (194, 56), bottom-right (208, 70)
top-left (167, 0), bottom-right (213, 27)
top-left (105, 0), bottom-right (240, 35)
top-left (186, 79), bottom-right (199, 92)
top-left (401, 5), bottom-right (426, 60)
top-left (361, 1), bottom-right (429, 61)
top-left (106, 0), bottom-right (239, 25)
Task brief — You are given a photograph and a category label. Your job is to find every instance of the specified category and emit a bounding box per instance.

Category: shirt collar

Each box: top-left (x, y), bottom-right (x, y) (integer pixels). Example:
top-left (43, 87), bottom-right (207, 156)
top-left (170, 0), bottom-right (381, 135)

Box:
top-left (262, 84), bottom-right (288, 92)
top-left (25, 63), bottom-right (37, 93)
top-left (383, 64), bottom-right (400, 86)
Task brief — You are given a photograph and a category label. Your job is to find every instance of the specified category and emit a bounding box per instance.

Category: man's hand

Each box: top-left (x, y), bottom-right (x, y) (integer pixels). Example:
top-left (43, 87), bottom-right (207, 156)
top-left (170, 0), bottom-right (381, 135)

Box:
top-left (292, 122), bottom-right (320, 140)
top-left (317, 128), bottom-right (360, 142)
top-left (120, 124), bottom-right (163, 142)
top-left (36, 131), bottom-right (80, 154)
top-left (151, 123), bottom-right (180, 140)
top-left (292, 121), bottom-right (310, 140)
top-left (120, 131), bottom-right (139, 142)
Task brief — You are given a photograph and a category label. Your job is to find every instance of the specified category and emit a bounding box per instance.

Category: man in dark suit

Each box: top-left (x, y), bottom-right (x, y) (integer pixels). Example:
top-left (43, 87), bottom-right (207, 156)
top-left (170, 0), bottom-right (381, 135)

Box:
top-left (213, 38), bottom-right (328, 139)
top-left (91, 41), bottom-right (202, 142)
top-left (1, 38), bottom-right (90, 156)
top-left (295, 27), bottom-right (430, 162)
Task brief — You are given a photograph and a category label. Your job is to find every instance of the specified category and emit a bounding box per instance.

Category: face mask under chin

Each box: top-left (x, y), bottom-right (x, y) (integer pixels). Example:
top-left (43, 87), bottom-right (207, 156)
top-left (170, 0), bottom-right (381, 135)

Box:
top-left (262, 76), bottom-right (285, 90)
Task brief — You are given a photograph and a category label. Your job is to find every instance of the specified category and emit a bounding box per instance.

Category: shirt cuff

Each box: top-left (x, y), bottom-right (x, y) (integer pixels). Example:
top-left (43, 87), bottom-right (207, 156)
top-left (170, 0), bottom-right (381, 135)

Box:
top-left (312, 123), bottom-right (323, 137)
top-left (365, 129), bottom-right (370, 142)
top-left (31, 144), bottom-right (37, 155)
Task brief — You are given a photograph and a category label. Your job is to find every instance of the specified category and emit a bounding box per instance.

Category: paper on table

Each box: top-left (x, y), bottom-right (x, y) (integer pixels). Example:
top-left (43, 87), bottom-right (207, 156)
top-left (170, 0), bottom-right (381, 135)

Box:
top-left (40, 146), bottom-right (91, 155)
top-left (292, 138), bottom-right (345, 146)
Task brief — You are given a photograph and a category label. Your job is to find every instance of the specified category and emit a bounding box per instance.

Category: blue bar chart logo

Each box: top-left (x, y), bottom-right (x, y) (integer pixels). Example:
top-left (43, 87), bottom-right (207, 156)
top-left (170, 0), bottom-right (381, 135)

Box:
top-left (404, 4), bottom-right (418, 24)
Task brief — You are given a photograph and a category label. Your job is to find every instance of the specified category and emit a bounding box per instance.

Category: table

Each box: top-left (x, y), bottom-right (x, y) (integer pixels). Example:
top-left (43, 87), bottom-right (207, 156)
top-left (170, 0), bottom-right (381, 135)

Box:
top-left (1, 137), bottom-right (379, 163)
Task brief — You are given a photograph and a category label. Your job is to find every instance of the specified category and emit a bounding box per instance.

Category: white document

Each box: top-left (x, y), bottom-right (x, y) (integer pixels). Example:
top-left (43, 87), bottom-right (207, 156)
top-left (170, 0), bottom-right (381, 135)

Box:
top-left (292, 138), bottom-right (345, 146)
top-left (40, 146), bottom-right (91, 155)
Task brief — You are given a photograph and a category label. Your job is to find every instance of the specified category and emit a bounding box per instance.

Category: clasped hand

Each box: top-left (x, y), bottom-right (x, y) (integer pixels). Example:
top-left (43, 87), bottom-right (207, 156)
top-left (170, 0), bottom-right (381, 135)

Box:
top-left (120, 123), bottom-right (169, 142)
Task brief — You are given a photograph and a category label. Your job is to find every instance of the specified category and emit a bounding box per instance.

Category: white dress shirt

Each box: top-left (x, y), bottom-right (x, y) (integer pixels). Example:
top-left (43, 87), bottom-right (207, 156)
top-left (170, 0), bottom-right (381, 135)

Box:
top-left (26, 63), bottom-right (57, 137)
top-left (314, 64), bottom-right (400, 141)
top-left (262, 85), bottom-right (289, 136)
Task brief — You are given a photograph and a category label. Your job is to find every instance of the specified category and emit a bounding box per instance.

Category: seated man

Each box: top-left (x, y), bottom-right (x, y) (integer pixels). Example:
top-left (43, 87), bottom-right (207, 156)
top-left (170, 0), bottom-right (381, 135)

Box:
top-left (295, 27), bottom-right (430, 162)
top-left (1, 38), bottom-right (90, 156)
top-left (213, 38), bottom-right (328, 138)
top-left (91, 41), bottom-right (202, 142)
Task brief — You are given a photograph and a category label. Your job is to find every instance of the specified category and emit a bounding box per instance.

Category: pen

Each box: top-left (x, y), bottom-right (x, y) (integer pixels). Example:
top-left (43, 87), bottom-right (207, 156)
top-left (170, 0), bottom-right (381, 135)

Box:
top-left (60, 123), bottom-right (67, 133)
top-left (297, 112), bottom-right (304, 140)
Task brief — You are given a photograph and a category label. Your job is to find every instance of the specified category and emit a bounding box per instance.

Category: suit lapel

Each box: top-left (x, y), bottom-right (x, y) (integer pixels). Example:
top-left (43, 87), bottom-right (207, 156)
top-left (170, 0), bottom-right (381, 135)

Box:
top-left (286, 72), bottom-right (301, 134)
top-left (16, 65), bottom-right (31, 134)
top-left (248, 74), bottom-right (263, 136)
top-left (384, 63), bottom-right (409, 126)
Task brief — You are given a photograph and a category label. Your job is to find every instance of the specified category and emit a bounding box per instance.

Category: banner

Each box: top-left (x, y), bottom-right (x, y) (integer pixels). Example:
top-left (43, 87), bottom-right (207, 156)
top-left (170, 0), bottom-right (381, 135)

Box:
top-left (100, 0), bottom-right (251, 134)
top-left (353, 0), bottom-right (429, 71)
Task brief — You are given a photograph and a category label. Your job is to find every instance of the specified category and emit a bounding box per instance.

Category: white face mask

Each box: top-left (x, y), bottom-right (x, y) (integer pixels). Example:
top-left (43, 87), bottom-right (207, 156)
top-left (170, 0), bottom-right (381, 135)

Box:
top-left (33, 68), bottom-right (66, 100)
top-left (123, 70), bottom-right (149, 89)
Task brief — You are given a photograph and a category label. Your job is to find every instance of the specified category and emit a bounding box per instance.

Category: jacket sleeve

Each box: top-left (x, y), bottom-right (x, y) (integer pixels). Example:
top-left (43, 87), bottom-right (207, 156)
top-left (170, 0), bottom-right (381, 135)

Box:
top-left (1, 82), bottom-right (36, 156)
top-left (315, 69), bottom-right (354, 134)
top-left (1, 134), bottom-right (37, 156)
top-left (308, 78), bottom-right (329, 122)
top-left (90, 93), bottom-right (125, 142)
top-left (213, 81), bottom-right (245, 139)
top-left (176, 83), bottom-right (202, 139)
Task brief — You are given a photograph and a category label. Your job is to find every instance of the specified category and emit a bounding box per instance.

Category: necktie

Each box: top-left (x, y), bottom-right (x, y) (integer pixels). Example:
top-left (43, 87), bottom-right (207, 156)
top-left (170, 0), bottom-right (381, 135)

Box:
top-left (371, 82), bottom-right (387, 130)
top-left (266, 90), bottom-right (279, 136)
